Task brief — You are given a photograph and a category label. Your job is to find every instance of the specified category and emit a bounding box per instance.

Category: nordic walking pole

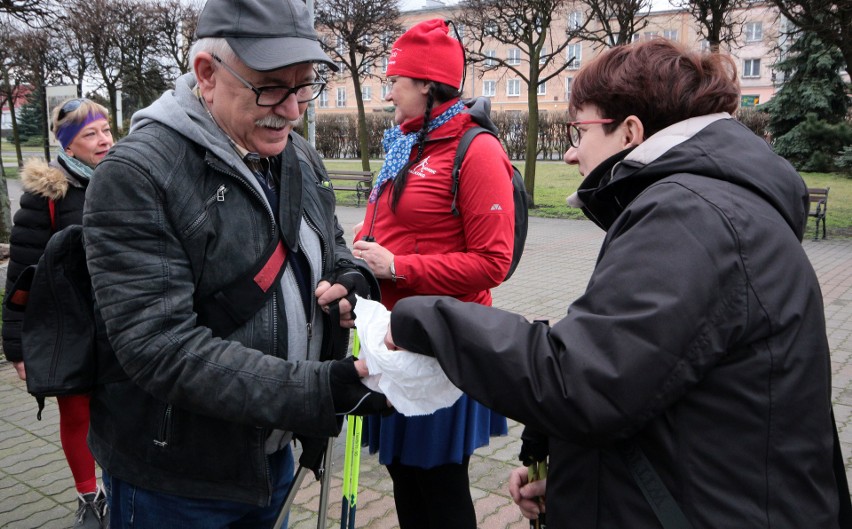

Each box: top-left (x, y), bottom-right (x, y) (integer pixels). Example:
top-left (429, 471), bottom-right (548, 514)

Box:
top-left (340, 332), bottom-right (364, 529)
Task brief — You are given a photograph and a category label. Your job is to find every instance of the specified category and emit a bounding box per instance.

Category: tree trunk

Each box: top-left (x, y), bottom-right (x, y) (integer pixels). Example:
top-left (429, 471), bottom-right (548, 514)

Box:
top-left (1, 69), bottom-right (23, 168)
top-left (350, 52), bottom-right (372, 172)
top-left (0, 177), bottom-right (11, 243)
top-left (40, 77), bottom-right (50, 162)
top-left (523, 80), bottom-right (540, 208)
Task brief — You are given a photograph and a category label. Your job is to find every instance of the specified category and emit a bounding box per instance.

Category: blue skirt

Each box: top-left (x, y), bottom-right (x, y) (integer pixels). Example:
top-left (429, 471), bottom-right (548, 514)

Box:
top-left (364, 393), bottom-right (507, 469)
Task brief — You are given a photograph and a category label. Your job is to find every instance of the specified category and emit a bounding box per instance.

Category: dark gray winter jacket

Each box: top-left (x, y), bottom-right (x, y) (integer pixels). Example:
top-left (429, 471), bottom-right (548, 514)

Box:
top-left (83, 74), bottom-right (375, 506)
top-left (391, 115), bottom-right (840, 527)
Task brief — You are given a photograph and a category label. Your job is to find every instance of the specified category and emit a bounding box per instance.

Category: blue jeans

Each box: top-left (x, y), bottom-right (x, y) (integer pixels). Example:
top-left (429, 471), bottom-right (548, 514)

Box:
top-left (103, 447), bottom-right (294, 529)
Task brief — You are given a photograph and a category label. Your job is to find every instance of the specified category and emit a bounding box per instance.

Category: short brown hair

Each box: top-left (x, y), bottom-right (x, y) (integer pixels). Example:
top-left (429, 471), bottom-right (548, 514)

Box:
top-left (569, 39), bottom-right (740, 138)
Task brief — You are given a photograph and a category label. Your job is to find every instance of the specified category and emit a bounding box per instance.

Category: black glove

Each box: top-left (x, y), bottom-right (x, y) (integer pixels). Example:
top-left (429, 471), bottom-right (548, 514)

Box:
top-left (518, 425), bottom-right (549, 466)
top-left (329, 356), bottom-right (389, 416)
top-left (321, 268), bottom-right (369, 316)
top-left (294, 435), bottom-right (327, 478)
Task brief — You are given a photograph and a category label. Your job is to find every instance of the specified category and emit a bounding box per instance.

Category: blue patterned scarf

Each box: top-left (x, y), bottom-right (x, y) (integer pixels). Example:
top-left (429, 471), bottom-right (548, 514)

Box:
top-left (370, 101), bottom-right (465, 203)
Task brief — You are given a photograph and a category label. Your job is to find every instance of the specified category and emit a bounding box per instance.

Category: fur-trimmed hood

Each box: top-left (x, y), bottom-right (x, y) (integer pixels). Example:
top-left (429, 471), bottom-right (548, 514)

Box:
top-left (20, 158), bottom-right (85, 201)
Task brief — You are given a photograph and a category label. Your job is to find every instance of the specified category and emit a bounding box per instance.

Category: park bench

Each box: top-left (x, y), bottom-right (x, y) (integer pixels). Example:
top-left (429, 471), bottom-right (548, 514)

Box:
top-left (807, 187), bottom-right (829, 240)
top-left (326, 169), bottom-right (374, 207)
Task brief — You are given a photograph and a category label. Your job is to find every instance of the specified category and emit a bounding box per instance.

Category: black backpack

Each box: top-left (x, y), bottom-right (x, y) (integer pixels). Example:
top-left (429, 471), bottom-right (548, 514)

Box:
top-left (451, 99), bottom-right (529, 281)
top-left (4, 225), bottom-right (122, 418)
top-left (5, 223), bottom-right (290, 419)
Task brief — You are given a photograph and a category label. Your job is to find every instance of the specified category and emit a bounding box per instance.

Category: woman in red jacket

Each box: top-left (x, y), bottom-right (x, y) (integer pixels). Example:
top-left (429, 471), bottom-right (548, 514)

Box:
top-left (352, 19), bottom-right (515, 529)
top-left (2, 98), bottom-right (113, 528)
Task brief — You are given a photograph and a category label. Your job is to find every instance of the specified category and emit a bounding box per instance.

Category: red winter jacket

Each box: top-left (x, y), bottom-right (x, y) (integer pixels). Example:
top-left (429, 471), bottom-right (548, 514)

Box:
top-left (357, 101), bottom-right (514, 309)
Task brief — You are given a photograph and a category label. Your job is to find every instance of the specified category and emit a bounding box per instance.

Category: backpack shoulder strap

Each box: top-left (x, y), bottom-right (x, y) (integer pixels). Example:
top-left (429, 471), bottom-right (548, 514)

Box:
top-left (619, 444), bottom-right (695, 529)
top-left (451, 126), bottom-right (493, 217)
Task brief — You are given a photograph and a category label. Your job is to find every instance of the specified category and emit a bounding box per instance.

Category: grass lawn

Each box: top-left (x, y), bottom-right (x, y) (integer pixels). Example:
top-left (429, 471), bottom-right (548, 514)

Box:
top-left (325, 159), bottom-right (852, 237)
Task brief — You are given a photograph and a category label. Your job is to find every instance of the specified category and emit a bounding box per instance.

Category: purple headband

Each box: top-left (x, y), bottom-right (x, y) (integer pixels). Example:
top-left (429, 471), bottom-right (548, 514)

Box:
top-left (56, 112), bottom-right (108, 150)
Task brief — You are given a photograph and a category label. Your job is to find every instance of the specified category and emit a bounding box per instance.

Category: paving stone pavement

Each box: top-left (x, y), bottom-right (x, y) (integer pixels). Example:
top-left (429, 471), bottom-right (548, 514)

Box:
top-left (1, 198), bottom-right (851, 529)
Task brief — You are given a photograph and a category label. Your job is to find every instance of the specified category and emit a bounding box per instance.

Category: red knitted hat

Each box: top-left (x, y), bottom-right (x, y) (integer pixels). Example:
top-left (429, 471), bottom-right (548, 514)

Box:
top-left (386, 19), bottom-right (464, 89)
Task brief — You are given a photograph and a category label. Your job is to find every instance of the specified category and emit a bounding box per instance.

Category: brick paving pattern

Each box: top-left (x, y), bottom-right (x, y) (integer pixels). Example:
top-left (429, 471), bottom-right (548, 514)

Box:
top-left (2, 199), bottom-right (850, 529)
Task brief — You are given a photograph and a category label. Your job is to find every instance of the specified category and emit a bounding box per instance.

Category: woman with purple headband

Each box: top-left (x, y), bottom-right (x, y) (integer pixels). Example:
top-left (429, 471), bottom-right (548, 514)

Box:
top-left (2, 97), bottom-right (113, 529)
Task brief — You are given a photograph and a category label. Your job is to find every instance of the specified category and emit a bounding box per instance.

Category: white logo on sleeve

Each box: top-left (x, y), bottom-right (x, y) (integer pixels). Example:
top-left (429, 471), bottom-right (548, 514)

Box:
top-left (491, 203), bottom-right (503, 211)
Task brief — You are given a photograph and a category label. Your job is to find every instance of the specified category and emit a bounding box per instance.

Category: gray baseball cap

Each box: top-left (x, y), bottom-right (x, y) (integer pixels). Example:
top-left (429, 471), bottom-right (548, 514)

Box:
top-left (196, 0), bottom-right (338, 72)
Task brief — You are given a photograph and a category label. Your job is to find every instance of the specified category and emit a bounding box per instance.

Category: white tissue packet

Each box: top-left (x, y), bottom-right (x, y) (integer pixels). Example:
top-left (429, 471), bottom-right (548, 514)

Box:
top-left (353, 297), bottom-right (462, 416)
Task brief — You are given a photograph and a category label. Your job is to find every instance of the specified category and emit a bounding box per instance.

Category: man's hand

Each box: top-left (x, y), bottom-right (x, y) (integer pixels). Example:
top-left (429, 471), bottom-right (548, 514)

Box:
top-left (12, 361), bottom-right (25, 381)
top-left (315, 269), bottom-right (369, 329)
top-left (508, 466), bottom-right (546, 521)
top-left (329, 356), bottom-right (390, 415)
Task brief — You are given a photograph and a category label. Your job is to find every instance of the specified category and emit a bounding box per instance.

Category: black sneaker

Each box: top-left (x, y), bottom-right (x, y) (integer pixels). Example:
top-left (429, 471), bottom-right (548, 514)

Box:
top-left (74, 487), bottom-right (108, 529)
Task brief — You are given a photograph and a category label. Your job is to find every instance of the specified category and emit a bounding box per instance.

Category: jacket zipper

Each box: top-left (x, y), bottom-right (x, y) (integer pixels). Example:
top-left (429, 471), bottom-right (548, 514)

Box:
top-left (303, 214), bottom-right (329, 347)
top-left (204, 159), bottom-right (280, 505)
top-left (183, 185), bottom-right (230, 238)
top-left (45, 250), bottom-right (63, 385)
top-left (153, 405), bottom-right (172, 447)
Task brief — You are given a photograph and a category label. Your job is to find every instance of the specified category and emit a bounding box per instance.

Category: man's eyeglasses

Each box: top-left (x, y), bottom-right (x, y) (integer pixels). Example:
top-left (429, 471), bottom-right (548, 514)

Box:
top-left (568, 119), bottom-right (615, 148)
top-left (58, 98), bottom-right (86, 121)
top-left (211, 54), bottom-right (327, 106)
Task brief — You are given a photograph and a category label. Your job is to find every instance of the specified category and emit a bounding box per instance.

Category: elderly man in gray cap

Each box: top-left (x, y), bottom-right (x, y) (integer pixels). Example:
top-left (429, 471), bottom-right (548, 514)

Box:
top-left (83, 0), bottom-right (387, 526)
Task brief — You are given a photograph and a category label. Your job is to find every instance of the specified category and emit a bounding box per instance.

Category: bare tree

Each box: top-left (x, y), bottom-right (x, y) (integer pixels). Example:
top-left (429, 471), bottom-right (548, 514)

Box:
top-left (0, 0), bottom-right (54, 26)
top-left (771, 0), bottom-right (852, 74)
top-left (158, 0), bottom-right (202, 77)
top-left (121, 0), bottom-right (172, 113)
top-left (315, 0), bottom-right (403, 171)
top-left (674, 0), bottom-right (746, 52)
top-left (459, 0), bottom-right (576, 207)
top-left (53, 20), bottom-right (92, 97)
top-left (66, 0), bottom-right (132, 134)
top-left (16, 27), bottom-right (63, 160)
top-left (577, 0), bottom-right (652, 48)
top-left (0, 24), bottom-right (24, 169)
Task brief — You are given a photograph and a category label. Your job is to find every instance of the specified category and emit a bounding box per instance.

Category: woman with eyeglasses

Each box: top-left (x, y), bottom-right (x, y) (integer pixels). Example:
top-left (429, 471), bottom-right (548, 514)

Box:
top-left (384, 39), bottom-right (842, 527)
top-left (2, 97), bottom-right (113, 529)
top-left (351, 19), bottom-right (515, 529)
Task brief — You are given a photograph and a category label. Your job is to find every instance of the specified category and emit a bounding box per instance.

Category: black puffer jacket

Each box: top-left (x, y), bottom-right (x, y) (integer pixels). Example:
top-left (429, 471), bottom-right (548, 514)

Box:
top-left (2, 157), bottom-right (88, 362)
top-left (391, 115), bottom-right (840, 527)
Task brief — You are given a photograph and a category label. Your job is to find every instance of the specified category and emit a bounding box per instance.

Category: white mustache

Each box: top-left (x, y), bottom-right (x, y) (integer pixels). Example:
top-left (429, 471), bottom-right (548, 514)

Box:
top-left (255, 115), bottom-right (302, 129)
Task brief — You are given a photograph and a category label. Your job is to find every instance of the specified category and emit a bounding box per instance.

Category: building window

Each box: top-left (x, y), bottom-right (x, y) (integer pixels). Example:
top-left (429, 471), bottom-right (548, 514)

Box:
top-left (507, 79), bottom-right (521, 96)
top-left (537, 81), bottom-right (546, 95)
top-left (565, 77), bottom-right (573, 100)
top-left (631, 33), bottom-right (641, 43)
top-left (381, 82), bottom-right (391, 99)
top-left (361, 62), bottom-right (372, 75)
top-left (568, 11), bottom-right (583, 30)
top-left (483, 80), bottom-right (496, 97)
top-left (508, 48), bottom-right (521, 65)
top-left (336, 87), bottom-right (346, 107)
top-left (644, 31), bottom-right (659, 41)
top-left (745, 22), bottom-right (763, 42)
top-left (486, 21), bottom-right (498, 36)
top-left (567, 43), bottom-right (581, 70)
top-left (742, 58), bottom-right (761, 78)
top-left (456, 23), bottom-right (465, 41)
top-left (485, 50), bottom-right (497, 66)
top-left (663, 29), bottom-right (678, 41)
top-left (318, 90), bottom-right (328, 108)
top-left (382, 57), bottom-right (388, 73)
top-left (539, 47), bottom-right (548, 65)
top-left (362, 86), bottom-right (371, 101)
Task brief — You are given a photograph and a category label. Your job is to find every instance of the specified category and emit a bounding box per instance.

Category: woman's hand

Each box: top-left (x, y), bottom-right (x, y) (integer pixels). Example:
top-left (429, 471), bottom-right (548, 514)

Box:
top-left (12, 361), bottom-right (26, 381)
top-left (508, 466), bottom-right (546, 520)
top-left (352, 240), bottom-right (394, 279)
